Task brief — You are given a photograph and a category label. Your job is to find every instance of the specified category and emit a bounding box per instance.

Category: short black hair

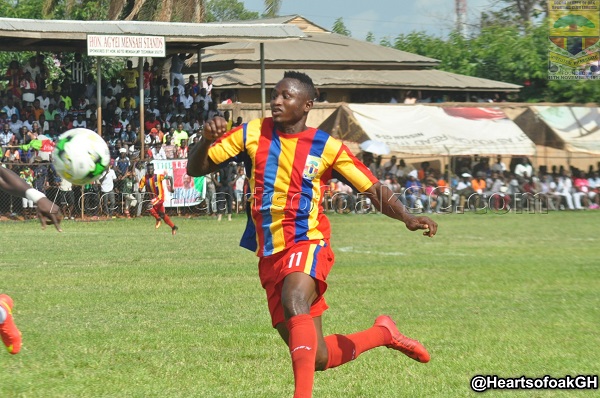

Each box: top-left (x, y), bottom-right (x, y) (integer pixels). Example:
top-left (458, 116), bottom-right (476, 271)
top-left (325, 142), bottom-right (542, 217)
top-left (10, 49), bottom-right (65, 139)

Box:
top-left (283, 71), bottom-right (317, 100)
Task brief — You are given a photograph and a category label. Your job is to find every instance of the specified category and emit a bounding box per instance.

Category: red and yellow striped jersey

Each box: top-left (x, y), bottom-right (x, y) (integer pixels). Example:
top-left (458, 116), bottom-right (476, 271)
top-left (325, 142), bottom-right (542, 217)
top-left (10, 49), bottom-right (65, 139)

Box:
top-left (209, 117), bottom-right (378, 257)
top-left (139, 173), bottom-right (167, 202)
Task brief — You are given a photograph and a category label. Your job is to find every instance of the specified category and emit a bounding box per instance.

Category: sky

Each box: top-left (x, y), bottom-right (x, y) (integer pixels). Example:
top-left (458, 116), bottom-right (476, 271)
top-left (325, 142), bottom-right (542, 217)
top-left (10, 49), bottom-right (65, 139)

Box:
top-left (240, 0), bottom-right (500, 41)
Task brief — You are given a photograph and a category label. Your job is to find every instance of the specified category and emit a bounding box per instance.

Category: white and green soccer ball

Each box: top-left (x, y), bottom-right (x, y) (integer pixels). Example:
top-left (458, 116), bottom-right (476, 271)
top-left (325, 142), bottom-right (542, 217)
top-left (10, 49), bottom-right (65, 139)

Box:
top-left (52, 128), bottom-right (110, 185)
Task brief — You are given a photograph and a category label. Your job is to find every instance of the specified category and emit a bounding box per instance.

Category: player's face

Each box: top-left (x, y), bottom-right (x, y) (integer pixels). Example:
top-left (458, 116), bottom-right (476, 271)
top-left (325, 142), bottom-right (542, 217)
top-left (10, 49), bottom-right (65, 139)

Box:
top-left (146, 165), bottom-right (154, 175)
top-left (270, 78), bottom-right (313, 127)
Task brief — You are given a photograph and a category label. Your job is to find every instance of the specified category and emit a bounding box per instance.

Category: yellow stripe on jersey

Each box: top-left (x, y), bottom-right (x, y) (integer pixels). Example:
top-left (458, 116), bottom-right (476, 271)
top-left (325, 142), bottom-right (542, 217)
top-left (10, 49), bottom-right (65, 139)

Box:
top-left (303, 243), bottom-right (319, 274)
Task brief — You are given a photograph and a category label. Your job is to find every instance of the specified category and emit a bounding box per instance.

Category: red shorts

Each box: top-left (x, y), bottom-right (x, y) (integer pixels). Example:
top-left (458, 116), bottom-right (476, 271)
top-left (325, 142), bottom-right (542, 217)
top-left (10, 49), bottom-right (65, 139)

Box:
top-left (258, 239), bottom-right (335, 327)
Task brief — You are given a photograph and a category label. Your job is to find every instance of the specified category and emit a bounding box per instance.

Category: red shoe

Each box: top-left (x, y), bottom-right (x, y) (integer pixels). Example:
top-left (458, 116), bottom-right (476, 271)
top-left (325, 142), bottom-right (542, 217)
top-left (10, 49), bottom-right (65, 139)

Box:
top-left (374, 315), bottom-right (430, 363)
top-left (0, 294), bottom-right (22, 355)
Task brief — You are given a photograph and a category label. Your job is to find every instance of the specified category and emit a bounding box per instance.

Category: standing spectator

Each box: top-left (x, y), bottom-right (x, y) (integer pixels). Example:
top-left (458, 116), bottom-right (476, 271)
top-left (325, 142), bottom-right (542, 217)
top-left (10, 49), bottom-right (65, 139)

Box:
top-left (57, 175), bottom-right (75, 219)
top-left (120, 60), bottom-right (139, 90)
top-left (19, 165), bottom-right (35, 218)
top-left (115, 148), bottom-right (131, 190)
top-left (98, 162), bottom-right (117, 218)
top-left (138, 162), bottom-right (177, 234)
top-left (214, 161), bottom-right (236, 221)
top-left (202, 75), bottom-right (213, 97)
top-left (66, 52), bottom-right (87, 99)
top-left (186, 75), bottom-right (200, 99)
top-left (172, 123), bottom-right (188, 147)
top-left (170, 53), bottom-right (193, 88)
top-left (121, 165), bottom-right (138, 218)
top-left (142, 62), bottom-right (154, 100)
top-left (5, 60), bottom-right (23, 98)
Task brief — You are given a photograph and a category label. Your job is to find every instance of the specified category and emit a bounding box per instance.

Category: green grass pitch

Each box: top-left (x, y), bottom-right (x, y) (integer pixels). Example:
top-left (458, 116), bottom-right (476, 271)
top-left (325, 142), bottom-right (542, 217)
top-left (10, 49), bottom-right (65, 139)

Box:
top-left (1, 211), bottom-right (599, 397)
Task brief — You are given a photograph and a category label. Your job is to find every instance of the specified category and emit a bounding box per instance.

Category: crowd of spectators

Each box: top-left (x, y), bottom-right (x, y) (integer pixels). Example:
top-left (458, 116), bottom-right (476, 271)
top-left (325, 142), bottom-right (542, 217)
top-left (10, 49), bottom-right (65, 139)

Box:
top-left (325, 154), bottom-right (600, 214)
top-left (0, 53), bottom-right (246, 219)
top-left (0, 53), bottom-right (239, 166)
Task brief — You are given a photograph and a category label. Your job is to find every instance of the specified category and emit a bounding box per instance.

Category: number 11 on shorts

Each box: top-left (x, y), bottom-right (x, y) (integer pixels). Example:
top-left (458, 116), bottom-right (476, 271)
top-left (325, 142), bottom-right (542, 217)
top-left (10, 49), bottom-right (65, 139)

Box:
top-left (288, 252), bottom-right (303, 268)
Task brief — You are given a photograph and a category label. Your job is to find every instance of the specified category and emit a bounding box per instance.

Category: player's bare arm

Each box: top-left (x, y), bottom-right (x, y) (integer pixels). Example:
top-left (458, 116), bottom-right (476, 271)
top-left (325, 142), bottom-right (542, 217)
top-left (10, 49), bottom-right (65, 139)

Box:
top-left (0, 167), bottom-right (62, 232)
top-left (365, 181), bottom-right (437, 237)
top-left (186, 116), bottom-right (228, 177)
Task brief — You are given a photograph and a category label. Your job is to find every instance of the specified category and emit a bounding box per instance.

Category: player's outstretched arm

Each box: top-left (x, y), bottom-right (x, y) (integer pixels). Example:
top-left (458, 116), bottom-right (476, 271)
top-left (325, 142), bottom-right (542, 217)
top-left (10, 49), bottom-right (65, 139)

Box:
top-left (0, 167), bottom-right (62, 232)
top-left (365, 181), bottom-right (437, 238)
top-left (187, 116), bottom-right (228, 177)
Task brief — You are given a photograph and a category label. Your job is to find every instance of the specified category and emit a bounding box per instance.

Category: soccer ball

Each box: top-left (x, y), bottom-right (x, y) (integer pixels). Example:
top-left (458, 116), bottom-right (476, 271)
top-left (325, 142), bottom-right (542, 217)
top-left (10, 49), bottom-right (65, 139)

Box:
top-left (52, 128), bottom-right (110, 185)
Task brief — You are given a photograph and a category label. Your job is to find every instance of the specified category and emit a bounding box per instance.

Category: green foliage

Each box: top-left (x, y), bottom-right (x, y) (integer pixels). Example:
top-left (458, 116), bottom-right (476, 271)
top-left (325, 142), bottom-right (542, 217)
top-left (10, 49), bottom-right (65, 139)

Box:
top-left (0, 0), bottom-right (44, 18)
top-left (206, 0), bottom-right (260, 22)
top-left (365, 31), bottom-right (375, 43)
top-left (331, 17), bottom-right (351, 37)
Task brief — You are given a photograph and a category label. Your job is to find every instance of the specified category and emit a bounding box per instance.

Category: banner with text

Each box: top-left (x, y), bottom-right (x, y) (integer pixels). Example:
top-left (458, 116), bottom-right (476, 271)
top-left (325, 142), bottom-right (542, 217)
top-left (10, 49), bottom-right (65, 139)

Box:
top-left (151, 159), bottom-right (206, 208)
top-left (87, 34), bottom-right (166, 57)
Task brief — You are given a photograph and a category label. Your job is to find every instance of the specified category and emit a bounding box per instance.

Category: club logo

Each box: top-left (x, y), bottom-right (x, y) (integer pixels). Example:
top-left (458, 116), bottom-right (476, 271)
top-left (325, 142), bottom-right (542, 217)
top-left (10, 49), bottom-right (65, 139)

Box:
top-left (303, 155), bottom-right (321, 180)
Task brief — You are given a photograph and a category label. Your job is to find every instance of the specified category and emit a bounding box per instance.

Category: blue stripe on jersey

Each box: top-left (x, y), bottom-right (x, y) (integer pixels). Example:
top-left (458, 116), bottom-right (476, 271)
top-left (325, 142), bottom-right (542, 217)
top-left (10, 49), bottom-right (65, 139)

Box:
top-left (309, 243), bottom-right (323, 278)
top-left (261, 128), bottom-right (281, 256)
top-left (294, 130), bottom-right (329, 242)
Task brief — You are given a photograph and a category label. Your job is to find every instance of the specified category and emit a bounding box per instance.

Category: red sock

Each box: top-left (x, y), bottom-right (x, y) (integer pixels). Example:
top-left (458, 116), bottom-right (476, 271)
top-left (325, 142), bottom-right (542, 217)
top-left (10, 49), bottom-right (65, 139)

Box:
top-left (162, 214), bottom-right (175, 228)
top-left (149, 208), bottom-right (160, 220)
top-left (286, 314), bottom-right (317, 398)
top-left (324, 326), bottom-right (390, 369)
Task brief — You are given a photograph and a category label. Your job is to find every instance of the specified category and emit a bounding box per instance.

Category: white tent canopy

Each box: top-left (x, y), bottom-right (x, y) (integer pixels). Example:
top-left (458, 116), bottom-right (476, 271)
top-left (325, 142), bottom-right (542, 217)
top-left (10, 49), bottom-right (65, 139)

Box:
top-left (530, 106), bottom-right (600, 155)
top-left (319, 104), bottom-right (536, 156)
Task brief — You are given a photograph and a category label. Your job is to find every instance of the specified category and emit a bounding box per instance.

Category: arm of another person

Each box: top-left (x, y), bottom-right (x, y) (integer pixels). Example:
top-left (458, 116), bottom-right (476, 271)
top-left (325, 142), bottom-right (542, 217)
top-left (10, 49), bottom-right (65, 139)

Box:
top-left (0, 167), bottom-right (62, 231)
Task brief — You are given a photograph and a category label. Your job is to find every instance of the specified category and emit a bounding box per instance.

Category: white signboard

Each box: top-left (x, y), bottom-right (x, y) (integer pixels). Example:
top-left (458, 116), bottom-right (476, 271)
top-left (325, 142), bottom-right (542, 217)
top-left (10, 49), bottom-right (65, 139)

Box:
top-left (87, 34), bottom-right (166, 57)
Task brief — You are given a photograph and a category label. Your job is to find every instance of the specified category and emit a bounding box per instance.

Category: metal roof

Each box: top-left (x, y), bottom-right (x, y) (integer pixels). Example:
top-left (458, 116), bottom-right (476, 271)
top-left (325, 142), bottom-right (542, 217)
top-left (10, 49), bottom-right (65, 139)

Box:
top-left (0, 17), bottom-right (305, 53)
top-left (208, 68), bottom-right (522, 92)
top-left (200, 31), bottom-right (439, 68)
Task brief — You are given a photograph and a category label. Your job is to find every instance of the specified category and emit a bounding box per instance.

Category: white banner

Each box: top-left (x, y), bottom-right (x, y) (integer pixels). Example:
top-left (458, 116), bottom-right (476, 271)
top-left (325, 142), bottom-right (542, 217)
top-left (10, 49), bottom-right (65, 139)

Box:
top-left (87, 34), bottom-right (166, 57)
top-left (532, 106), bottom-right (600, 155)
top-left (348, 104), bottom-right (536, 156)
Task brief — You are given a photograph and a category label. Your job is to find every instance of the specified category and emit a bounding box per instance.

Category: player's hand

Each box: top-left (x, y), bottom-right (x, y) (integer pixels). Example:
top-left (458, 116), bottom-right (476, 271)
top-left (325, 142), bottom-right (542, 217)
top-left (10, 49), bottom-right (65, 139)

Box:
top-left (405, 215), bottom-right (437, 238)
top-left (202, 116), bottom-right (228, 141)
top-left (36, 197), bottom-right (63, 232)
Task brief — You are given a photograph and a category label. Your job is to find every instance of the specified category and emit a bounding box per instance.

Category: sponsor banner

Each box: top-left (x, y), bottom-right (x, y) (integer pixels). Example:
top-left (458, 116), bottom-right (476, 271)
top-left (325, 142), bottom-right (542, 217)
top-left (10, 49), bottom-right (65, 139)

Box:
top-left (548, 0), bottom-right (600, 79)
top-left (151, 159), bottom-right (206, 208)
top-left (87, 34), bottom-right (166, 57)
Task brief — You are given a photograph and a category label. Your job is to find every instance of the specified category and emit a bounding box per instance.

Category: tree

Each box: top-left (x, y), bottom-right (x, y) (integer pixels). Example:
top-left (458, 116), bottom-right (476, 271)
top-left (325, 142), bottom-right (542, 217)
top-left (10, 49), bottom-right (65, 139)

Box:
top-left (482, 0), bottom-right (547, 29)
top-left (365, 31), bottom-right (375, 43)
top-left (263, 0), bottom-right (281, 18)
top-left (42, 0), bottom-right (206, 22)
top-left (206, 0), bottom-right (259, 22)
top-left (331, 17), bottom-right (351, 37)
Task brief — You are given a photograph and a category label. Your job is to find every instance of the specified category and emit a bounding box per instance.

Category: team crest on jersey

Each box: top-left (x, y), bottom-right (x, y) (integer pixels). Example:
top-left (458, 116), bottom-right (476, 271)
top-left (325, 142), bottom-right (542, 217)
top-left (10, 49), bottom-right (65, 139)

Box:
top-left (303, 155), bottom-right (321, 180)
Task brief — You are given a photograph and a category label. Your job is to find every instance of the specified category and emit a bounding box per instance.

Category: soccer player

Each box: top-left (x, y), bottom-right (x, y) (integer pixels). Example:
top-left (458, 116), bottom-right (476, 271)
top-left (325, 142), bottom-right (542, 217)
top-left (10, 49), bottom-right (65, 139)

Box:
top-left (139, 163), bottom-right (178, 235)
top-left (0, 166), bottom-right (63, 354)
top-left (187, 71), bottom-right (437, 397)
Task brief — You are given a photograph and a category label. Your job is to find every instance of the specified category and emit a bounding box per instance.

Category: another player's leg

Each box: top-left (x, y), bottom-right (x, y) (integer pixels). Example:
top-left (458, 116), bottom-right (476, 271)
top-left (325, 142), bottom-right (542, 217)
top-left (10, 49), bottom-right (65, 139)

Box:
top-left (149, 206), bottom-right (161, 228)
top-left (156, 203), bottom-right (177, 235)
top-left (0, 294), bottom-right (22, 355)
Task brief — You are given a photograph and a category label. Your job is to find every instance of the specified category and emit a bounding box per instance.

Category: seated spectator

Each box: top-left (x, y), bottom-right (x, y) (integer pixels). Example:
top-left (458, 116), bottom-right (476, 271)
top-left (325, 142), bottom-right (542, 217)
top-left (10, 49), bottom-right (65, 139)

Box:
top-left (452, 172), bottom-right (475, 211)
top-left (162, 137), bottom-right (176, 159)
top-left (404, 170), bottom-right (430, 212)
